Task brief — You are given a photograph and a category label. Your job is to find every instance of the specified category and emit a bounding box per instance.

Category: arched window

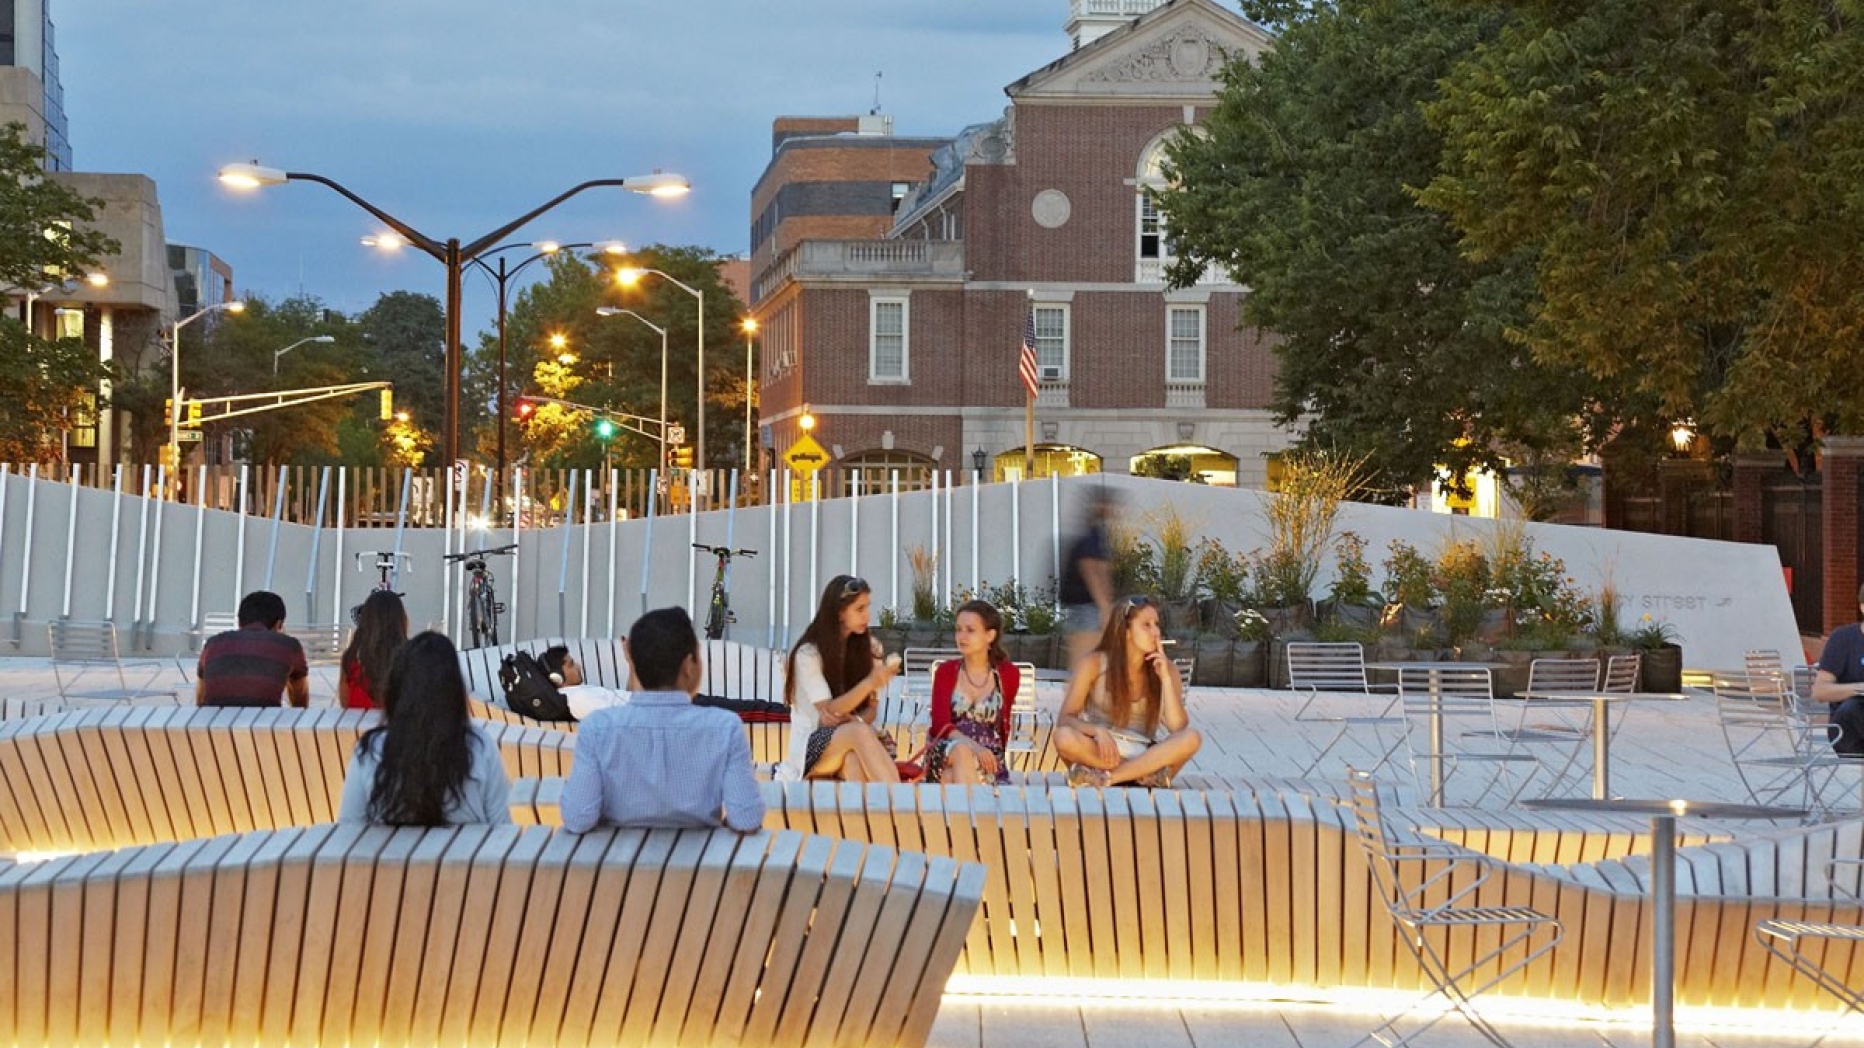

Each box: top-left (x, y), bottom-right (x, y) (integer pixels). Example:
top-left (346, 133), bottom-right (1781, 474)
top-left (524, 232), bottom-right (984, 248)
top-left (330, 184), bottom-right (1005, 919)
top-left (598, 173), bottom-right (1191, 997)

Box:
top-left (1130, 444), bottom-right (1240, 486)
top-left (987, 444), bottom-right (1103, 483)
top-left (1135, 134), bottom-right (1176, 283)
top-left (839, 449), bottom-right (935, 494)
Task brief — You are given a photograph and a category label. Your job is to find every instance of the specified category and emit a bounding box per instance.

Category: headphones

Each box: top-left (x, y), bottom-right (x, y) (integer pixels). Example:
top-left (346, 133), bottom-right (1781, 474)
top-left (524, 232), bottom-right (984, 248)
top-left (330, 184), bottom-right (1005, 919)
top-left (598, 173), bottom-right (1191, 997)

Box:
top-left (548, 672), bottom-right (564, 685)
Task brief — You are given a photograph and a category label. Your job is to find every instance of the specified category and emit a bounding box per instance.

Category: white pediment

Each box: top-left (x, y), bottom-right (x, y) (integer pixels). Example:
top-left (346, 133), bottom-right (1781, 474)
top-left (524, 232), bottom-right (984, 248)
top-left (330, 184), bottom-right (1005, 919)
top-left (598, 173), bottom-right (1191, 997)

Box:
top-left (1009, 0), bottom-right (1274, 102)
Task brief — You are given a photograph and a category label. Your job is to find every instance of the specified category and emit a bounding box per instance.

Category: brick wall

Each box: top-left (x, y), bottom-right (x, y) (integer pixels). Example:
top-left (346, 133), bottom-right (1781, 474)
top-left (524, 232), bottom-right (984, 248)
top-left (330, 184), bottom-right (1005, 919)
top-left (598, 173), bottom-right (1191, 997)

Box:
top-left (1823, 438), bottom-right (1864, 634)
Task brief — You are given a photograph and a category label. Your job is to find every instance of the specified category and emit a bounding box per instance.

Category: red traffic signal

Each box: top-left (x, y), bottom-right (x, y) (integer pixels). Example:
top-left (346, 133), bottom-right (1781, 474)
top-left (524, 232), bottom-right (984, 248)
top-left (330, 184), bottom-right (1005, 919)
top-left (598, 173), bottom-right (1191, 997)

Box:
top-left (514, 398), bottom-right (535, 421)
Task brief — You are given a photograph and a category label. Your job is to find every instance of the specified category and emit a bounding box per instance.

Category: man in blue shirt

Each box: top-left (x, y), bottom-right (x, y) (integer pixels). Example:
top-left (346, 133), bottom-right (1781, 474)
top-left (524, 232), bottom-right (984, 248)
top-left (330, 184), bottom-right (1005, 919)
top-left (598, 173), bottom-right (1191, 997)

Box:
top-left (561, 606), bottom-right (765, 833)
top-left (1813, 585), bottom-right (1864, 756)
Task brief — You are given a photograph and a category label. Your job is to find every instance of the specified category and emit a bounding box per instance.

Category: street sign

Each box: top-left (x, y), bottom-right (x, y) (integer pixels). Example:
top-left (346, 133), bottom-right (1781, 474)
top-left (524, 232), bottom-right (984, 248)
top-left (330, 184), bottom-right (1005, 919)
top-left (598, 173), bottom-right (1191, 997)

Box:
top-left (668, 424), bottom-right (686, 446)
top-left (176, 430), bottom-right (203, 443)
top-left (783, 433), bottom-right (830, 475)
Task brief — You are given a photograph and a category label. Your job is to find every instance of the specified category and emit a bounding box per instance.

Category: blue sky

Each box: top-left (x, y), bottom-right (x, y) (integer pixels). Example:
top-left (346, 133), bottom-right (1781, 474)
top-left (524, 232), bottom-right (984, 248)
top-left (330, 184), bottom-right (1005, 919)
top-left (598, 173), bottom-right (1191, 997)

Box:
top-left (56, 1), bottom-right (1061, 321)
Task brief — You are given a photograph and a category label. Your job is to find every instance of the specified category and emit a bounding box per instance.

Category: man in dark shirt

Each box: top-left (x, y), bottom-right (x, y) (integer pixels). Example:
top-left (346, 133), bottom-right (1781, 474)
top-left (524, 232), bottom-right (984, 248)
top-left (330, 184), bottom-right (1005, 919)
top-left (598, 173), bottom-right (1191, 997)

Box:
top-left (197, 590), bottom-right (310, 708)
top-left (1059, 488), bottom-right (1119, 667)
top-left (1813, 584), bottom-right (1864, 756)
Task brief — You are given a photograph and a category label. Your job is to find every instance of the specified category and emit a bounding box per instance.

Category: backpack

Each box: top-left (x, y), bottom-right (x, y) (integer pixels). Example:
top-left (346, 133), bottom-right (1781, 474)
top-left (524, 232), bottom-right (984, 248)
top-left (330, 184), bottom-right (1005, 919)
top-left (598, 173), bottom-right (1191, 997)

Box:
top-left (499, 650), bottom-right (576, 722)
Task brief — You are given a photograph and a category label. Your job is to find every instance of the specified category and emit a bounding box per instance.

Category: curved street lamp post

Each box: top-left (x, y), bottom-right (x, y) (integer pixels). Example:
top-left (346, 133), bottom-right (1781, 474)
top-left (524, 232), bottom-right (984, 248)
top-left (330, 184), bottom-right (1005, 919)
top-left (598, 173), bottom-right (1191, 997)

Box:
top-left (614, 267), bottom-right (705, 490)
top-left (595, 306), bottom-right (669, 472)
top-left (217, 163), bottom-right (688, 468)
top-left (169, 300), bottom-right (245, 470)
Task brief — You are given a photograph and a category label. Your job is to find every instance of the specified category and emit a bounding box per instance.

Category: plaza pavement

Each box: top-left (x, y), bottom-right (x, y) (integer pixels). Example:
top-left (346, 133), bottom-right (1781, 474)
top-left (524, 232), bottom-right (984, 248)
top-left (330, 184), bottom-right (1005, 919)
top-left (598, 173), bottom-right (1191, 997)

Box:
top-left (3, 654), bottom-right (1863, 1048)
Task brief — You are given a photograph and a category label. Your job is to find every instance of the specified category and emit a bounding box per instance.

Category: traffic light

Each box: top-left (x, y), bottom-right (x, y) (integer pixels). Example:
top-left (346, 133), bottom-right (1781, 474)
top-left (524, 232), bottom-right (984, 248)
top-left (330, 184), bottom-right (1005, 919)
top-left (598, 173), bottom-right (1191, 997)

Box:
top-left (164, 398), bottom-right (173, 427)
top-left (514, 398), bottom-right (535, 422)
top-left (593, 417), bottom-right (616, 440)
top-left (673, 446), bottom-right (694, 470)
top-left (379, 388), bottom-right (394, 421)
top-left (187, 400), bottom-right (202, 424)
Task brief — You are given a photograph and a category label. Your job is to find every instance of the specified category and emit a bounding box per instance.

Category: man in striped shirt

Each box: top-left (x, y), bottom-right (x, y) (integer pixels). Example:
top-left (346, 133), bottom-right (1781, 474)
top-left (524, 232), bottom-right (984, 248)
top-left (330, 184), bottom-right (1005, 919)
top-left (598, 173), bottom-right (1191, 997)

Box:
top-left (196, 590), bottom-right (310, 708)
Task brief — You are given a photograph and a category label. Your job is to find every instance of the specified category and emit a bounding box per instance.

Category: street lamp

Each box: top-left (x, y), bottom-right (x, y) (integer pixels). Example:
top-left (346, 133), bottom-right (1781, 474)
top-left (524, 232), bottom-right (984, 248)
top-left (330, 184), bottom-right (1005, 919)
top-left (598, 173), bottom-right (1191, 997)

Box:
top-left (169, 300), bottom-right (245, 470)
top-left (613, 266), bottom-right (705, 481)
top-left (741, 317), bottom-right (758, 476)
top-left (217, 161), bottom-right (688, 467)
top-left (272, 334), bottom-right (335, 374)
top-left (595, 306), bottom-right (669, 469)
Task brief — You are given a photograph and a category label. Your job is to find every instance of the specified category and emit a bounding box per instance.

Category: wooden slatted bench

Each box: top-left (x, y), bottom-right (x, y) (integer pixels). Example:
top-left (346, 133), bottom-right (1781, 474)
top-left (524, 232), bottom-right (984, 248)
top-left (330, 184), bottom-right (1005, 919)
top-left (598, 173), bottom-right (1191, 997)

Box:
top-left (457, 635), bottom-right (785, 705)
top-left (513, 776), bottom-right (1864, 1016)
top-left (0, 823), bottom-right (984, 1048)
top-left (0, 707), bottom-right (575, 857)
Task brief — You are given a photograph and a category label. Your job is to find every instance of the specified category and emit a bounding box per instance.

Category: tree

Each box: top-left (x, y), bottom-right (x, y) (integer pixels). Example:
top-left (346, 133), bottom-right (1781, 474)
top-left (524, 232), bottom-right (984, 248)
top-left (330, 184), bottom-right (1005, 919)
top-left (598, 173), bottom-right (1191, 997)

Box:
top-left (358, 291), bottom-right (445, 459)
top-left (182, 295), bottom-right (358, 466)
top-left (1156, 0), bottom-right (1611, 496)
top-left (1418, 0), bottom-right (1864, 454)
top-left (0, 122), bottom-right (120, 463)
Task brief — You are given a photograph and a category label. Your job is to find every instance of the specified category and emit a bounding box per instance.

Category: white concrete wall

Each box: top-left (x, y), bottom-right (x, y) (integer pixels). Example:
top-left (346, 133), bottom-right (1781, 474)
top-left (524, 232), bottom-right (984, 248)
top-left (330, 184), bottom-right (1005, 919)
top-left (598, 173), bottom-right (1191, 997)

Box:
top-left (0, 467), bottom-right (1797, 669)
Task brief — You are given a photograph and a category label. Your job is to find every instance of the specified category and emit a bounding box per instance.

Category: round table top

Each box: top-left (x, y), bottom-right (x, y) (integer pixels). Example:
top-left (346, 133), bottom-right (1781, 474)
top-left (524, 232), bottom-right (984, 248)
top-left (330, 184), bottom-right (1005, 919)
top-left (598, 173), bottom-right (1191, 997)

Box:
top-left (1521, 797), bottom-right (1806, 819)
top-left (1364, 660), bottom-right (1505, 670)
top-left (1515, 690), bottom-right (1693, 703)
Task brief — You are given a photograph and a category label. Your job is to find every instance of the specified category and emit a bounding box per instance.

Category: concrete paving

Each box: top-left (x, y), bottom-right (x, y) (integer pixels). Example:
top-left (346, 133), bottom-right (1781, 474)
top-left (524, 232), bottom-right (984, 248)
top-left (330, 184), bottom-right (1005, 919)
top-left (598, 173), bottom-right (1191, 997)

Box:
top-left (4, 653), bottom-right (1863, 1047)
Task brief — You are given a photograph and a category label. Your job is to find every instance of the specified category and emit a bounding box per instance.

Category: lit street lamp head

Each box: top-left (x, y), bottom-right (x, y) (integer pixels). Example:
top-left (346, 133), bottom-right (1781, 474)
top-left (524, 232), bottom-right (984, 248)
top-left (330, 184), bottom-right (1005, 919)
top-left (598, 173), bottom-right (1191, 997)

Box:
top-left (217, 162), bottom-right (288, 189)
top-left (625, 172), bottom-right (691, 197)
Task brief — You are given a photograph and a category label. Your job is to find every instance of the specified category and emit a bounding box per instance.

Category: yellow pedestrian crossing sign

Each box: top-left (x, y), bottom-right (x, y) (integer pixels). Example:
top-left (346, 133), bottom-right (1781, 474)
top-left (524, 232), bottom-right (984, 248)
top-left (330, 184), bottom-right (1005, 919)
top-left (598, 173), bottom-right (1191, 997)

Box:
top-left (783, 433), bottom-right (829, 475)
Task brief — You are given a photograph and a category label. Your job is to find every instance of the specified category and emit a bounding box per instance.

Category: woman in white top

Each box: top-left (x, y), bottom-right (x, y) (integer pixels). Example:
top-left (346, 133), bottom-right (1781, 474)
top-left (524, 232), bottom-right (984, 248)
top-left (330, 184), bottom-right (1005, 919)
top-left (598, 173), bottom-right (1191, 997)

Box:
top-left (1052, 595), bottom-right (1201, 788)
top-left (337, 631), bottom-right (513, 824)
top-left (781, 575), bottom-right (901, 782)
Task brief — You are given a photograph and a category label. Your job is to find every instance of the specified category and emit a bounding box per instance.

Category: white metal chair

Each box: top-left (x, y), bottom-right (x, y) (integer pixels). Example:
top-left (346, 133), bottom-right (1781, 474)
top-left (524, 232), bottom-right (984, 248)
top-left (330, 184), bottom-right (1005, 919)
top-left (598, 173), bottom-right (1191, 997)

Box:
top-left (1398, 665), bottom-right (1541, 806)
top-left (1005, 660), bottom-right (1049, 770)
top-left (1755, 859), bottom-right (1864, 1028)
top-left (1488, 657), bottom-right (1600, 797)
top-left (1602, 652), bottom-right (1640, 693)
top-left (1713, 663), bottom-right (1854, 820)
top-left (1346, 768), bottom-right (1563, 1047)
top-left (48, 620), bottom-right (176, 703)
top-left (1285, 641), bottom-right (1403, 776)
top-left (890, 646), bottom-right (958, 724)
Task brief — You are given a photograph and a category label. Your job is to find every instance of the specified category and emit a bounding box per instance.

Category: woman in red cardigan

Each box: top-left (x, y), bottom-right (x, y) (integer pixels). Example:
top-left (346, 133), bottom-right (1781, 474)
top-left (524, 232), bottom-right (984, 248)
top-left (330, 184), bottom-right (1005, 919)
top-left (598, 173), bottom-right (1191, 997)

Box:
top-left (925, 599), bottom-right (1021, 785)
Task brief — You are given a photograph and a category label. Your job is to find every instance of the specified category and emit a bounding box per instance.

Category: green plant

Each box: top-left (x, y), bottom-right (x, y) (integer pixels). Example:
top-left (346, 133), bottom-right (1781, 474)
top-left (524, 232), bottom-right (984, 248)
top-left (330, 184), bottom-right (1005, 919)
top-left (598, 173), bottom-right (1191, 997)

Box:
top-left (1148, 505), bottom-right (1200, 600)
top-left (1250, 548), bottom-right (1310, 608)
top-left (1326, 531), bottom-right (1379, 606)
top-left (1591, 582), bottom-right (1627, 647)
top-left (1627, 614), bottom-right (1682, 650)
top-left (1382, 540), bottom-right (1434, 609)
top-left (1109, 521), bottom-right (1158, 596)
top-left (1311, 617), bottom-right (1381, 644)
top-left (1259, 450), bottom-right (1369, 606)
top-left (1195, 539), bottom-right (1250, 603)
top-left (877, 605), bottom-right (902, 631)
top-left (906, 544), bottom-right (938, 623)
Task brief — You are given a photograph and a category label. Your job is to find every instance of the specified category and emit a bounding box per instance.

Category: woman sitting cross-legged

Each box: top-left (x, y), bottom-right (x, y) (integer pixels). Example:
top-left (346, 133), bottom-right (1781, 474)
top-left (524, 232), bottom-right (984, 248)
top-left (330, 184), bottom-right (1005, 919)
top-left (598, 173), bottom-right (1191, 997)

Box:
top-left (780, 575), bottom-right (902, 783)
top-left (1052, 595), bottom-right (1200, 788)
top-left (337, 631), bottom-right (513, 825)
top-left (924, 599), bottom-right (1020, 785)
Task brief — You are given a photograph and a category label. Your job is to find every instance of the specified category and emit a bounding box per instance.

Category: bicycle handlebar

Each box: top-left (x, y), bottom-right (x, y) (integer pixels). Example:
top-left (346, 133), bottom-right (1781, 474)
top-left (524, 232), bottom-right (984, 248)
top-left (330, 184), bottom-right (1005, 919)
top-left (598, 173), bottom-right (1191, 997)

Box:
top-left (443, 543), bottom-right (519, 563)
top-left (693, 543), bottom-right (757, 559)
top-left (355, 551), bottom-right (412, 573)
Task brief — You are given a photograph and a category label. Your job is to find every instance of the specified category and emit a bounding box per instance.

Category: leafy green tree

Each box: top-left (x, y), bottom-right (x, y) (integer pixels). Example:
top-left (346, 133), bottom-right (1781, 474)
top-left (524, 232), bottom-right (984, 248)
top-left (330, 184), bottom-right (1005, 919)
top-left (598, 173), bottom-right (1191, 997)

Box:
top-left (1156, 0), bottom-right (1609, 495)
top-left (0, 122), bottom-right (120, 462)
top-left (1418, 0), bottom-right (1864, 453)
top-left (358, 291), bottom-right (445, 457)
top-left (181, 296), bottom-right (360, 466)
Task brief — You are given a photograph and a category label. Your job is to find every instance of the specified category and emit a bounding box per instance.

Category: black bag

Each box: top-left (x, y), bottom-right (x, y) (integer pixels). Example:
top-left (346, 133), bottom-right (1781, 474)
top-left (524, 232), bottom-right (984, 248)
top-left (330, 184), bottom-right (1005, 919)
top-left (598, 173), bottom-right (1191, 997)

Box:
top-left (499, 650), bottom-right (576, 722)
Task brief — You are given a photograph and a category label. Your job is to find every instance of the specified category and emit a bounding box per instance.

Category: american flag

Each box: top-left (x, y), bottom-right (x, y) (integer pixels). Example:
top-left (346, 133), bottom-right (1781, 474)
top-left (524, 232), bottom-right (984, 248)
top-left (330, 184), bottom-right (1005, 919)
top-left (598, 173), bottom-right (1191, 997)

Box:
top-left (1019, 304), bottom-right (1040, 398)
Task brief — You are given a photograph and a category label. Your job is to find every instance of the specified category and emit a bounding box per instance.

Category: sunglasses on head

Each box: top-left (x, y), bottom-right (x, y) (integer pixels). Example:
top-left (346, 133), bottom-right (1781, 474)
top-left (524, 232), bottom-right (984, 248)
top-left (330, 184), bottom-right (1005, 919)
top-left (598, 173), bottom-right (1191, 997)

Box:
top-left (1122, 595), bottom-right (1152, 619)
top-left (841, 576), bottom-right (871, 598)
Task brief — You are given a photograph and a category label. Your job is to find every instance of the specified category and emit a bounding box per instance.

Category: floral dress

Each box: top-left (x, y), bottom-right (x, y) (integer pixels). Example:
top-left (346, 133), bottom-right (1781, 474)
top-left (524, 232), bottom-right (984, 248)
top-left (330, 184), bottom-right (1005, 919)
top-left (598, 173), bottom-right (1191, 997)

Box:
top-left (925, 674), bottom-right (1011, 784)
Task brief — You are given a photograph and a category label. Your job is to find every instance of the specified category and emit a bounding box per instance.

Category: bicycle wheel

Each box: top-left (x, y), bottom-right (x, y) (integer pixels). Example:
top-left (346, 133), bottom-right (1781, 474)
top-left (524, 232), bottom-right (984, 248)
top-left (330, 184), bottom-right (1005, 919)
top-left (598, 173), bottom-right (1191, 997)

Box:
top-left (705, 594), bottom-right (728, 641)
top-left (468, 579), bottom-right (496, 648)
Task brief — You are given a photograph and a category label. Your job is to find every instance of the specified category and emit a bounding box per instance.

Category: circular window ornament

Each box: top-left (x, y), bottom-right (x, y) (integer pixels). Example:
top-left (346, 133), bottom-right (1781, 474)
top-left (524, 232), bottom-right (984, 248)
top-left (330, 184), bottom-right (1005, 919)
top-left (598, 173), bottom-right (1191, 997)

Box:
top-left (1032, 189), bottom-right (1072, 229)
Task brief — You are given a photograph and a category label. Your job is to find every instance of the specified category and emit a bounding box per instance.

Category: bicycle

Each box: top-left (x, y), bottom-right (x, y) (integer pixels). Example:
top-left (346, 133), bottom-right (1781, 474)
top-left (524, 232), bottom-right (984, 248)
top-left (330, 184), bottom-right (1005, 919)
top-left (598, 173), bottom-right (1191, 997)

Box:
top-left (351, 551), bottom-right (411, 624)
top-left (693, 543), bottom-right (756, 640)
top-left (444, 544), bottom-right (518, 649)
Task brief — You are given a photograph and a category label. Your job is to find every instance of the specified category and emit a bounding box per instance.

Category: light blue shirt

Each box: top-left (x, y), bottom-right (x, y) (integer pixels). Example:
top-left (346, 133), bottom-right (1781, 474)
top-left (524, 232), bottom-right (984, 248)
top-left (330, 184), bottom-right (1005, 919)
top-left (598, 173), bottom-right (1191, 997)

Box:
top-left (560, 690), bottom-right (766, 833)
top-left (336, 724), bottom-right (514, 825)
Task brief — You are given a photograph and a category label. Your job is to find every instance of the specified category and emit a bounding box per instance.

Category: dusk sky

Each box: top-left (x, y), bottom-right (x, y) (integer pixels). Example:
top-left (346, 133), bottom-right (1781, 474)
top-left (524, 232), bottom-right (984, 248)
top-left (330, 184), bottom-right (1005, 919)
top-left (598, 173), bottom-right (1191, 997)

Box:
top-left (56, 2), bottom-right (1065, 324)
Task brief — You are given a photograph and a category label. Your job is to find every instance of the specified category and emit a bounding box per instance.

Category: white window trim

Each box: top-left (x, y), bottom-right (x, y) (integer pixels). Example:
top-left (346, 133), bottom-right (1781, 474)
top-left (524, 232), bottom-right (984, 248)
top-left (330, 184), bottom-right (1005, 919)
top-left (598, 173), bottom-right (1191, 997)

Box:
top-left (1166, 304), bottom-right (1206, 384)
top-left (868, 292), bottom-right (910, 384)
top-left (1032, 302), bottom-right (1071, 381)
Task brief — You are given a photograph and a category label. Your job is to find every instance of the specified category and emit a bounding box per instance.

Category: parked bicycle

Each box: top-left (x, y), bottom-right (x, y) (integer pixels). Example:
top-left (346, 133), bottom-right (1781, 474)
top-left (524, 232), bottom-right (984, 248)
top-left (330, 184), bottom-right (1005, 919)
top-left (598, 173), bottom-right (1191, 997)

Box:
top-left (444, 544), bottom-right (518, 649)
top-left (694, 543), bottom-right (756, 640)
top-left (351, 551), bottom-right (410, 625)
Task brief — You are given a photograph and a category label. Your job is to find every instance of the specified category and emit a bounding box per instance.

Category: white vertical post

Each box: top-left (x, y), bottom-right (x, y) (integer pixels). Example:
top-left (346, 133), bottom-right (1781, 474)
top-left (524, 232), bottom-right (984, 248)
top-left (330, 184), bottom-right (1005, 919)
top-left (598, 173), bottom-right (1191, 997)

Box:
top-left (889, 471), bottom-right (900, 616)
top-left (971, 475), bottom-right (980, 594)
top-left (306, 468), bottom-right (330, 628)
top-left (928, 469), bottom-right (941, 602)
top-left (849, 471), bottom-right (860, 578)
top-left (59, 470), bottom-right (79, 618)
top-left (131, 465), bottom-right (152, 647)
top-left (190, 465), bottom-right (208, 634)
top-left (808, 472), bottom-right (820, 620)
top-left (1011, 475), bottom-right (1022, 588)
top-left (780, 469), bottom-right (793, 647)
top-left (767, 468), bottom-right (778, 648)
top-left (557, 470), bottom-right (578, 636)
top-left (687, 478), bottom-right (699, 615)
top-left (580, 469), bottom-right (594, 636)
top-left (263, 464), bottom-right (288, 590)
top-left (17, 465), bottom-right (37, 632)
top-left (511, 468), bottom-right (525, 643)
top-left (640, 469), bottom-right (658, 616)
top-left (232, 464), bottom-right (250, 610)
top-left (332, 469), bottom-right (347, 635)
top-left (390, 469), bottom-right (412, 590)
top-left (606, 469), bottom-right (618, 637)
top-left (104, 466), bottom-right (124, 622)
top-left (1051, 473), bottom-right (1062, 584)
top-left (943, 470), bottom-right (954, 600)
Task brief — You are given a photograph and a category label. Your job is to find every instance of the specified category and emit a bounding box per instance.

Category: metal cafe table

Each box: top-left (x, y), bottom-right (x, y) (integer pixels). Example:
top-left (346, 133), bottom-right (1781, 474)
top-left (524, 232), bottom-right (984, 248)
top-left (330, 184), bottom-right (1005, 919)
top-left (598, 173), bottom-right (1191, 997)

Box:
top-left (1515, 690), bottom-right (1691, 799)
top-left (1365, 660), bottom-right (1504, 807)
top-left (1522, 797), bottom-right (1804, 1048)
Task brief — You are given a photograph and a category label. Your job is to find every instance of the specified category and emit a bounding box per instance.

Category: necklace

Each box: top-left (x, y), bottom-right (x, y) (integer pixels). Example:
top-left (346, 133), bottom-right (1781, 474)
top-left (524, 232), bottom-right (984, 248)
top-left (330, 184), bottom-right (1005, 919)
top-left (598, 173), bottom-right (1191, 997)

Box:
top-left (960, 662), bottom-right (991, 691)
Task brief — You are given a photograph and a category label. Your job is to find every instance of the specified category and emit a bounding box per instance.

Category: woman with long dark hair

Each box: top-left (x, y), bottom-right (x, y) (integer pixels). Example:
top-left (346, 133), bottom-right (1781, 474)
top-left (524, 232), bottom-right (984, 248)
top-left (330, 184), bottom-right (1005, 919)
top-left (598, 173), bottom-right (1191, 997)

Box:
top-left (780, 575), bottom-right (901, 782)
top-left (924, 599), bottom-right (1020, 785)
top-left (340, 590), bottom-right (409, 710)
top-left (1052, 595), bottom-right (1200, 788)
top-left (336, 631), bottom-right (513, 825)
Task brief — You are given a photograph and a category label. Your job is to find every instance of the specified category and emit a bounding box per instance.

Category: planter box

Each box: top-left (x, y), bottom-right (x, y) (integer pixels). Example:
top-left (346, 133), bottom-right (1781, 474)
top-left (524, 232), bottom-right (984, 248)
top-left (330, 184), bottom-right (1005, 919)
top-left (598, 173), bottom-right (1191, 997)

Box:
top-left (1639, 643), bottom-right (1684, 692)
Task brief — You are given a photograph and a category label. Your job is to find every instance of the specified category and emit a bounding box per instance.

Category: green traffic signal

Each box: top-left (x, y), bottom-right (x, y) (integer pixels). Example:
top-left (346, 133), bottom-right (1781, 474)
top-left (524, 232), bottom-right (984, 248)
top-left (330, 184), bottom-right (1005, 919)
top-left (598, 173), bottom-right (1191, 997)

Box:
top-left (594, 417), bottom-right (617, 439)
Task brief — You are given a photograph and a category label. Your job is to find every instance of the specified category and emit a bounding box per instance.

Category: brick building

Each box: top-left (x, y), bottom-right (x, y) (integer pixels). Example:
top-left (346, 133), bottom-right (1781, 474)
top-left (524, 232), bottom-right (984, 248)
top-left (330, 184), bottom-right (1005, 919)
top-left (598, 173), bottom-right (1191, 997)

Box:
top-left (748, 0), bottom-right (1289, 491)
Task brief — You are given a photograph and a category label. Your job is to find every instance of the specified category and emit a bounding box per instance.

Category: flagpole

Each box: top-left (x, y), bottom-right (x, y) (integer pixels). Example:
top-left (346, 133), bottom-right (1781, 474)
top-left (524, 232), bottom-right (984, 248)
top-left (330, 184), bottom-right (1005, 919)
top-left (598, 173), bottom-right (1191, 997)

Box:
top-left (1021, 289), bottom-right (1038, 479)
top-left (1024, 391), bottom-right (1035, 476)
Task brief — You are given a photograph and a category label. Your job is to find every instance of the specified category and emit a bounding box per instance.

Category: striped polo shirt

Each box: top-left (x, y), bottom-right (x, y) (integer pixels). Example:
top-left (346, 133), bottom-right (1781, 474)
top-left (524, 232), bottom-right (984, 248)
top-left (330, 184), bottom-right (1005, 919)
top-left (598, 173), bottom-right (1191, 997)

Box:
top-left (197, 624), bottom-right (309, 707)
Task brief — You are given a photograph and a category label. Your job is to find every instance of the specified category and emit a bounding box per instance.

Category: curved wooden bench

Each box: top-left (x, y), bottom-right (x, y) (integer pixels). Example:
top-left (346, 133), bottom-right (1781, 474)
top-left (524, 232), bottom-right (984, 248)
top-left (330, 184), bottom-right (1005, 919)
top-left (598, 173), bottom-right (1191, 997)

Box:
top-left (510, 777), bottom-right (1864, 1014)
top-left (0, 707), bottom-right (574, 856)
top-left (458, 635), bottom-right (785, 705)
top-left (0, 823), bottom-right (984, 1048)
